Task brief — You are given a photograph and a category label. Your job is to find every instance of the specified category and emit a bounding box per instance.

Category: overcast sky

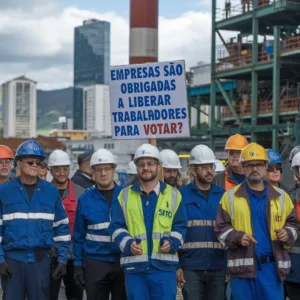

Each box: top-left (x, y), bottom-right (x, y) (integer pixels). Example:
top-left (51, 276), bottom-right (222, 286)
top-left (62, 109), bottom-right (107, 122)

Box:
top-left (0, 0), bottom-right (220, 90)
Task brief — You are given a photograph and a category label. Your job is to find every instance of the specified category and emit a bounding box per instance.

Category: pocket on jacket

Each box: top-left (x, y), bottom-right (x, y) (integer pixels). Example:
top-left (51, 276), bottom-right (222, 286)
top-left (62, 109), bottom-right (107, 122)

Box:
top-left (2, 198), bottom-right (23, 215)
top-left (39, 197), bottom-right (54, 214)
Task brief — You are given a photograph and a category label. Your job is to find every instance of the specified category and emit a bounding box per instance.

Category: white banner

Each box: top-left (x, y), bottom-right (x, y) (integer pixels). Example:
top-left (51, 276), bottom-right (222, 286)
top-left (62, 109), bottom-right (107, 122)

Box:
top-left (109, 60), bottom-right (190, 140)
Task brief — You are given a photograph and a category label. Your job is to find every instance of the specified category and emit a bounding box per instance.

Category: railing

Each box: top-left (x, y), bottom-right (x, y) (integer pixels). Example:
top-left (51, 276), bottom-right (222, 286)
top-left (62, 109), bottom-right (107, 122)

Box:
top-left (217, 0), bottom-right (276, 22)
top-left (216, 35), bottom-right (300, 72)
top-left (221, 97), bottom-right (300, 119)
top-left (280, 36), bottom-right (300, 53)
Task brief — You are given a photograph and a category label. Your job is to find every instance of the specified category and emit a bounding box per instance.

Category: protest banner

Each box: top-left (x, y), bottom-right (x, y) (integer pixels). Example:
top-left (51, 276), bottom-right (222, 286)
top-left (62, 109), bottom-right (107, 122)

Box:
top-left (109, 60), bottom-right (190, 140)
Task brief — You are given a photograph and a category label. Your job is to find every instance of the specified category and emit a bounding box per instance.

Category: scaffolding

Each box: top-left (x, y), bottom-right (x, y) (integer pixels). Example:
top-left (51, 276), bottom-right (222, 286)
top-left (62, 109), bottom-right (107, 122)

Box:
top-left (190, 0), bottom-right (300, 157)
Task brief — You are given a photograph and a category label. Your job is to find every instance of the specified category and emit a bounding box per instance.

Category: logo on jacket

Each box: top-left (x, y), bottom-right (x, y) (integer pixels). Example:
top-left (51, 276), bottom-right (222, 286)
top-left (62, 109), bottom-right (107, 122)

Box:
top-left (159, 209), bottom-right (172, 218)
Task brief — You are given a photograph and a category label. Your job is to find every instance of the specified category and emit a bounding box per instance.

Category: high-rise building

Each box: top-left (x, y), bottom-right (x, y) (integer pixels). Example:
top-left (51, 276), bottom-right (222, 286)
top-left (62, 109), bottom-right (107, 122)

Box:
top-left (73, 19), bottom-right (111, 129)
top-left (83, 85), bottom-right (111, 136)
top-left (2, 76), bottom-right (37, 138)
top-left (74, 19), bottom-right (110, 86)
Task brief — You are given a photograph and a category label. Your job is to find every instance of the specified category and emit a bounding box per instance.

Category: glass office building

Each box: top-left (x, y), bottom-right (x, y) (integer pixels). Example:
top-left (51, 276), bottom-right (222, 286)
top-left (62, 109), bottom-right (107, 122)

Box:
top-left (73, 19), bottom-right (110, 129)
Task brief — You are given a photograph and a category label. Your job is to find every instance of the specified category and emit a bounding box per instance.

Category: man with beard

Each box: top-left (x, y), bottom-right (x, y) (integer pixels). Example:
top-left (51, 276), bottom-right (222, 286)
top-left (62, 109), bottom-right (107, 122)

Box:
top-left (48, 150), bottom-right (85, 300)
top-left (214, 134), bottom-right (249, 190)
top-left (0, 145), bottom-right (14, 184)
top-left (73, 149), bottom-right (126, 300)
top-left (176, 145), bottom-right (226, 300)
top-left (215, 143), bottom-right (300, 300)
top-left (111, 144), bottom-right (187, 300)
top-left (160, 149), bottom-right (182, 188)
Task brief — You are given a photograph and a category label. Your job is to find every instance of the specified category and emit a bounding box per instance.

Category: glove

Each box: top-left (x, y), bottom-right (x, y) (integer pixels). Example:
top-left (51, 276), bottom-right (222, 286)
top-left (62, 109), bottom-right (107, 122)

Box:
top-left (52, 263), bottom-right (66, 280)
top-left (74, 266), bottom-right (85, 288)
top-left (0, 262), bottom-right (13, 278)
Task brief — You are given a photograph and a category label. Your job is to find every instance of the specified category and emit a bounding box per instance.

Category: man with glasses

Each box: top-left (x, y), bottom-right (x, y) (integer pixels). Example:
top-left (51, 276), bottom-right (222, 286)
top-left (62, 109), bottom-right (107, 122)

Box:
top-left (215, 143), bottom-right (300, 300)
top-left (214, 134), bottom-right (249, 190)
top-left (73, 149), bottom-right (125, 300)
top-left (0, 140), bottom-right (70, 299)
top-left (48, 150), bottom-right (85, 300)
top-left (111, 144), bottom-right (187, 300)
top-left (176, 145), bottom-right (226, 300)
top-left (0, 145), bottom-right (14, 184)
top-left (265, 149), bottom-right (289, 192)
top-left (160, 149), bottom-right (182, 188)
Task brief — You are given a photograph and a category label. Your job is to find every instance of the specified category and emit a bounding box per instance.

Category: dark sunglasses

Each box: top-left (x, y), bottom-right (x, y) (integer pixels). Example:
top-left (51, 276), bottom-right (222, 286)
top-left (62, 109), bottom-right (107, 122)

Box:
top-left (267, 166), bottom-right (282, 173)
top-left (23, 160), bottom-right (42, 167)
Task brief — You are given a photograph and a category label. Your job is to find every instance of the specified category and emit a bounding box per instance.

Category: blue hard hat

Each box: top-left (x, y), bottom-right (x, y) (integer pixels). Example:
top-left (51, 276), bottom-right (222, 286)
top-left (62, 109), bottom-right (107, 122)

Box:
top-left (266, 149), bottom-right (283, 165)
top-left (15, 140), bottom-right (45, 161)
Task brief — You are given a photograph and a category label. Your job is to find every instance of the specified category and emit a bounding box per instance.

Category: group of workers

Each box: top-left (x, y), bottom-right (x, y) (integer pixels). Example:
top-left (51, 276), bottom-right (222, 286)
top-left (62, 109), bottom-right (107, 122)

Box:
top-left (0, 135), bottom-right (299, 300)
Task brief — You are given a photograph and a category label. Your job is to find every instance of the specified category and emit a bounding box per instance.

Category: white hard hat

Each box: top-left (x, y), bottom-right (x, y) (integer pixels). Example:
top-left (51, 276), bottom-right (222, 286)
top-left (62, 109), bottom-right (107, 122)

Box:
top-left (48, 150), bottom-right (71, 167)
top-left (160, 149), bottom-right (182, 169)
top-left (134, 144), bottom-right (162, 164)
top-left (215, 159), bottom-right (226, 172)
top-left (90, 149), bottom-right (117, 168)
top-left (189, 145), bottom-right (218, 165)
top-left (127, 161), bottom-right (137, 175)
top-left (292, 152), bottom-right (300, 168)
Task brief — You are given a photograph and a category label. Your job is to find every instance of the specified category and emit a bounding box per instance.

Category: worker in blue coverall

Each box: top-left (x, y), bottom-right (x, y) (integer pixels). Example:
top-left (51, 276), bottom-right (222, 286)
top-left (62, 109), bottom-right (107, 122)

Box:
top-left (73, 149), bottom-right (126, 300)
top-left (110, 144), bottom-right (187, 300)
top-left (215, 143), bottom-right (300, 300)
top-left (0, 140), bottom-right (71, 300)
top-left (177, 145), bottom-right (226, 300)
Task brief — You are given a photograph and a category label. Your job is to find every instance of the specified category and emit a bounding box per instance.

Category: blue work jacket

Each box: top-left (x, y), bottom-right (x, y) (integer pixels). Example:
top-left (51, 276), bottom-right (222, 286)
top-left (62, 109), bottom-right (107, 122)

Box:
top-left (73, 184), bottom-right (122, 267)
top-left (179, 181), bottom-right (226, 270)
top-left (0, 178), bottom-right (70, 264)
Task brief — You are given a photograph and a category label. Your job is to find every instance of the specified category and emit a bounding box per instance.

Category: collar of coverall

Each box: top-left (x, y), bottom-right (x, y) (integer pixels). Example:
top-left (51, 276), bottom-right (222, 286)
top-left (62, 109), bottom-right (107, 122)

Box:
top-left (190, 180), bottom-right (223, 194)
top-left (235, 180), bottom-right (281, 200)
top-left (131, 180), bottom-right (166, 196)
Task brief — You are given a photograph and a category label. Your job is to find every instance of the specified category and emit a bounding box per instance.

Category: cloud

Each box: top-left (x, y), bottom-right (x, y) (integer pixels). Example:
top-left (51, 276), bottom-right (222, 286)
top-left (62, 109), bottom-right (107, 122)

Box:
top-left (0, 3), bottom-right (213, 90)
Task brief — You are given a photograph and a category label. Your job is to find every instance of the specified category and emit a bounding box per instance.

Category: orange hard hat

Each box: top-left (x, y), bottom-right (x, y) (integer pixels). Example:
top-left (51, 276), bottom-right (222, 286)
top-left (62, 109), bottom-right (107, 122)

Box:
top-left (0, 145), bottom-right (14, 159)
top-left (225, 134), bottom-right (249, 151)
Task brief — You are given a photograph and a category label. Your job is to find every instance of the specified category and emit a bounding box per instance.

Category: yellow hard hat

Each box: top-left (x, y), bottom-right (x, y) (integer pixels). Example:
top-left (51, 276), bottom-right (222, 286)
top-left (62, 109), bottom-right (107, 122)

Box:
top-left (240, 143), bottom-right (268, 162)
top-left (225, 134), bottom-right (249, 151)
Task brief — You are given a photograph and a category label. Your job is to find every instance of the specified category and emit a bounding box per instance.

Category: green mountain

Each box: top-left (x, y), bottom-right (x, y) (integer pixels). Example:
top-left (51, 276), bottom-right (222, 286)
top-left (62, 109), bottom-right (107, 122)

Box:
top-left (37, 87), bottom-right (74, 130)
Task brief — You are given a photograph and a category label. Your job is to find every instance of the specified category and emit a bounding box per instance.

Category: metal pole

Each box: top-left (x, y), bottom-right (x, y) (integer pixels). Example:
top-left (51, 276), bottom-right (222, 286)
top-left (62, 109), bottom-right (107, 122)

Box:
top-left (251, 15), bottom-right (259, 142)
top-left (272, 26), bottom-right (280, 151)
top-left (210, 0), bottom-right (217, 149)
top-left (197, 96), bottom-right (201, 127)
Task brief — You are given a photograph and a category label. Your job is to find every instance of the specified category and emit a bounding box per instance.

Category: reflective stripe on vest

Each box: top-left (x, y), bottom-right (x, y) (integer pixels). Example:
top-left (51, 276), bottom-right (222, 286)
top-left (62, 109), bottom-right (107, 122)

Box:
top-left (151, 253), bottom-right (179, 262)
top-left (182, 241), bottom-right (223, 249)
top-left (121, 186), bottom-right (130, 225)
top-left (278, 260), bottom-right (291, 269)
top-left (289, 246), bottom-right (300, 254)
top-left (188, 220), bottom-right (216, 227)
top-left (121, 255), bottom-right (148, 265)
top-left (228, 258), bottom-right (254, 267)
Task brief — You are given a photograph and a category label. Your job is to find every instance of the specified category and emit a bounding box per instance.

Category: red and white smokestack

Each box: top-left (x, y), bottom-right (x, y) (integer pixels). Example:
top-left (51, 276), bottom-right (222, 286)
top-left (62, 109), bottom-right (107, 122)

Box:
top-left (129, 0), bottom-right (158, 64)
